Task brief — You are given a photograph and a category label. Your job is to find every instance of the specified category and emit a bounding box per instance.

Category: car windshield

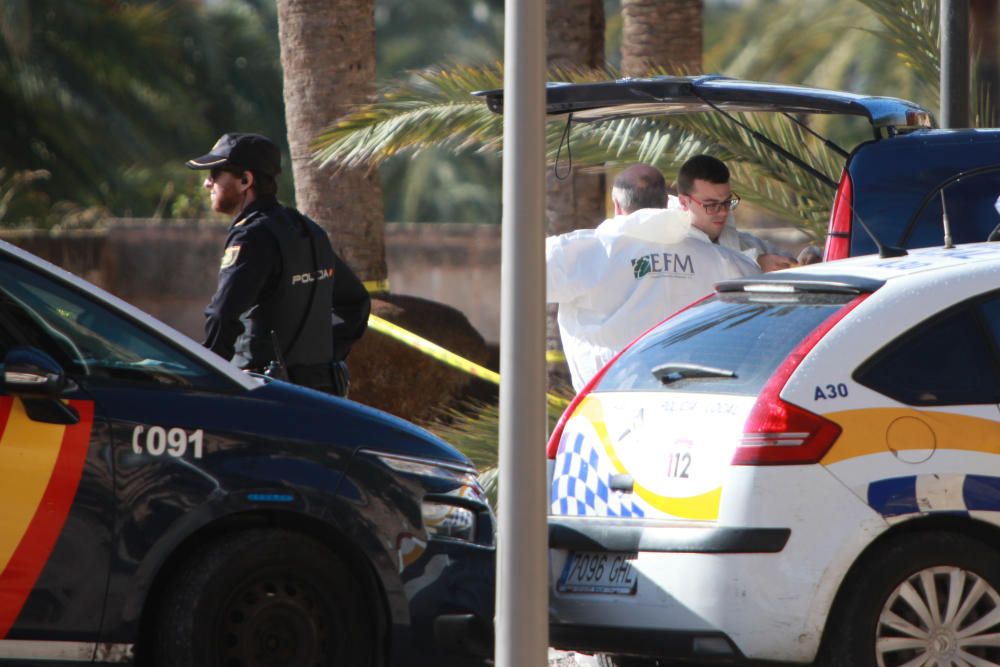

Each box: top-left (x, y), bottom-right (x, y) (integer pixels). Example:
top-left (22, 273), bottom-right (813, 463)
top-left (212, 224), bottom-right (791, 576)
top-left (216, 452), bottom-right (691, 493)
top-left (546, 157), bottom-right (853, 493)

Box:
top-left (597, 291), bottom-right (855, 395)
top-left (0, 256), bottom-right (228, 389)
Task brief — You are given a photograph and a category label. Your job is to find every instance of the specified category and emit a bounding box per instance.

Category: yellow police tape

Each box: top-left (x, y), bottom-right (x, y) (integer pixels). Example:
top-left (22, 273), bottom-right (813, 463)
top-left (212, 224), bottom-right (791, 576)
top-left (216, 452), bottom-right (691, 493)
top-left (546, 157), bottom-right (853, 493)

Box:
top-left (367, 314), bottom-right (571, 409)
top-left (362, 279), bottom-right (391, 294)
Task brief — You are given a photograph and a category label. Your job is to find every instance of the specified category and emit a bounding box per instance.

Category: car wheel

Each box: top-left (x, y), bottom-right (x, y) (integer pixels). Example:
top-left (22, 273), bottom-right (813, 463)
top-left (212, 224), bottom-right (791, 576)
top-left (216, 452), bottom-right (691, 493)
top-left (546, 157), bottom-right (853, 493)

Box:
top-left (152, 528), bottom-right (374, 667)
top-left (823, 532), bottom-right (1000, 667)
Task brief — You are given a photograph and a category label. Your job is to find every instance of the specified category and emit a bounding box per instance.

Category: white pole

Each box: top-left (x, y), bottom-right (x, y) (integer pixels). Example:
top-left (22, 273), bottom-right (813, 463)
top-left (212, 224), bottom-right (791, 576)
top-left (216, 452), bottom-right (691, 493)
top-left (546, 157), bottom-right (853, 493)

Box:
top-left (497, 0), bottom-right (547, 664)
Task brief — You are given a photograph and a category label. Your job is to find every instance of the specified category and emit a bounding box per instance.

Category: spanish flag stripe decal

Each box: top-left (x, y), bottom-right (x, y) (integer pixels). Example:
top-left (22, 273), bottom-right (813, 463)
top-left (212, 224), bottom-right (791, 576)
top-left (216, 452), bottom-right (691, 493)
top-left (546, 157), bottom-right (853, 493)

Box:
top-left (0, 399), bottom-right (63, 575)
top-left (0, 399), bottom-right (12, 440)
top-left (0, 398), bottom-right (94, 639)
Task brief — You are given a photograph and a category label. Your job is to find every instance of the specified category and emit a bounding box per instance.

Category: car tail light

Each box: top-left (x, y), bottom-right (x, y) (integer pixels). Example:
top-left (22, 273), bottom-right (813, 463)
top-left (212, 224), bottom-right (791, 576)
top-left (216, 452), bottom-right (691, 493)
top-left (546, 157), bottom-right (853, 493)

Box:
top-left (823, 170), bottom-right (852, 260)
top-left (732, 293), bottom-right (869, 466)
top-left (546, 294), bottom-right (714, 460)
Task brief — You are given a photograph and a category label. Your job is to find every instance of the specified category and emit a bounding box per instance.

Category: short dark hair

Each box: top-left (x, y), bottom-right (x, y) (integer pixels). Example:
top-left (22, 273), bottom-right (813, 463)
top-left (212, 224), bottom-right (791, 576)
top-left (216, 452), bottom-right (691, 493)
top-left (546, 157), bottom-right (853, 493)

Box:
top-left (220, 164), bottom-right (278, 199)
top-left (252, 171), bottom-right (278, 198)
top-left (612, 164), bottom-right (667, 213)
top-left (676, 155), bottom-right (730, 194)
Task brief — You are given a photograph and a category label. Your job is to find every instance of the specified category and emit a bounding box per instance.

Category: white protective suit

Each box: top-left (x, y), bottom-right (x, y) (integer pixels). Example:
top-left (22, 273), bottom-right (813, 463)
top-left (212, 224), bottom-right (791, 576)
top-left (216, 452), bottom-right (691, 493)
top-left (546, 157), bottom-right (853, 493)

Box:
top-left (547, 207), bottom-right (761, 392)
top-left (666, 194), bottom-right (790, 262)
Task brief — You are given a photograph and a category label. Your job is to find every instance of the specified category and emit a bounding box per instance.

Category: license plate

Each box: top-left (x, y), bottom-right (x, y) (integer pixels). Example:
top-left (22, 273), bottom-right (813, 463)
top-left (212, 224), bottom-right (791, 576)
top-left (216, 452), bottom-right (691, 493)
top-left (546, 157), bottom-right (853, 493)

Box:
top-left (557, 552), bottom-right (638, 595)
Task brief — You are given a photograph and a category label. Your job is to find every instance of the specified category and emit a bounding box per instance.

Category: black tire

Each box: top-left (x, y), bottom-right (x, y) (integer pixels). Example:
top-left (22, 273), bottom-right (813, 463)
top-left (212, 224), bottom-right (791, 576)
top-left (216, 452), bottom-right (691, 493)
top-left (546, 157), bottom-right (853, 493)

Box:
top-left (820, 532), bottom-right (1000, 667)
top-left (152, 529), bottom-right (374, 667)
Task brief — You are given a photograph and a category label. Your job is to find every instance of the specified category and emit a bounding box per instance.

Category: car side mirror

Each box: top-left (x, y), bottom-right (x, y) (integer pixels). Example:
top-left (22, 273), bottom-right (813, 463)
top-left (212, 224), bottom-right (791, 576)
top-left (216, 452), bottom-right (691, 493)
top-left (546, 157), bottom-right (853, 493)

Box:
top-left (3, 346), bottom-right (68, 396)
top-left (2, 347), bottom-right (79, 424)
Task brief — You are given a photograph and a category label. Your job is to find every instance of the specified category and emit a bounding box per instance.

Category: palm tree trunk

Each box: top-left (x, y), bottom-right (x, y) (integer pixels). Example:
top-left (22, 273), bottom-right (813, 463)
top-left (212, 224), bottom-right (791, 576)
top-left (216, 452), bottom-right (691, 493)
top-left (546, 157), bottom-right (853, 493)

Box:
top-left (276, 0), bottom-right (386, 282)
top-left (621, 0), bottom-right (703, 76)
top-left (546, 0), bottom-right (606, 393)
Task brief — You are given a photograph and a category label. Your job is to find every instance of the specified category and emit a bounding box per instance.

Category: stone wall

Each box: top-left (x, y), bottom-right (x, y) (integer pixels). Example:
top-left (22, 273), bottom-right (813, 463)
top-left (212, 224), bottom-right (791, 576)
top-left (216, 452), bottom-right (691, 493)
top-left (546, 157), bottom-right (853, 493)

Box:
top-left (384, 222), bottom-right (501, 342)
top-left (0, 220), bottom-right (504, 345)
top-left (2, 221), bottom-right (224, 340)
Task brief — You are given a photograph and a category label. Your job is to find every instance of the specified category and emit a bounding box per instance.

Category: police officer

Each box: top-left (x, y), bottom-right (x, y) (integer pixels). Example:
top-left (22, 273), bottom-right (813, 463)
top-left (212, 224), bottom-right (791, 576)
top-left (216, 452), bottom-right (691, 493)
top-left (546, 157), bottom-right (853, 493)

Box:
top-left (186, 132), bottom-right (370, 396)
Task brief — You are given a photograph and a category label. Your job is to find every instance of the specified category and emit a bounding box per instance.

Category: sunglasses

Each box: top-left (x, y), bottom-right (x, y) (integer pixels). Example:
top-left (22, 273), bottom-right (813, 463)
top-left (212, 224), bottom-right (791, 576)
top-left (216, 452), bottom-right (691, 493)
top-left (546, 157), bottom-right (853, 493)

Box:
top-left (208, 167), bottom-right (242, 182)
top-left (685, 192), bottom-right (741, 215)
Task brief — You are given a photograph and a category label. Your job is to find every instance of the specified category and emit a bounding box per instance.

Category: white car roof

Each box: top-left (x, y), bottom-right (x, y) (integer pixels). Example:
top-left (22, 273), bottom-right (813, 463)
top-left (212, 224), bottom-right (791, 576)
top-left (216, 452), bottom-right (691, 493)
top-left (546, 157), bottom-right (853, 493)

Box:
top-left (803, 243), bottom-right (1000, 280)
top-left (0, 239), bottom-right (259, 390)
top-left (720, 242), bottom-right (1000, 295)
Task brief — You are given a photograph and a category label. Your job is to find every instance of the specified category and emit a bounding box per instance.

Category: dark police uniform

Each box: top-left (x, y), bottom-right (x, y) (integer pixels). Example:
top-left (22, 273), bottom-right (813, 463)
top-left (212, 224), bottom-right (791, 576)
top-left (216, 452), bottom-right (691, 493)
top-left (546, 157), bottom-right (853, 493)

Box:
top-left (203, 196), bottom-right (370, 392)
top-left (187, 132), bottom-right (370, 395)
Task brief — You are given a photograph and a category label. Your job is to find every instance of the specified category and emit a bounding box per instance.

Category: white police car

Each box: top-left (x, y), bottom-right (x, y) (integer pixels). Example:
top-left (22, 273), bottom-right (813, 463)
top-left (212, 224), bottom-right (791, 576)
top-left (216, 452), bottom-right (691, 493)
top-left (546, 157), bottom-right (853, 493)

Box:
top-left (547, 242), bottom-right (1000, 666)
top-left (0, 240), bottom-right (493, 666)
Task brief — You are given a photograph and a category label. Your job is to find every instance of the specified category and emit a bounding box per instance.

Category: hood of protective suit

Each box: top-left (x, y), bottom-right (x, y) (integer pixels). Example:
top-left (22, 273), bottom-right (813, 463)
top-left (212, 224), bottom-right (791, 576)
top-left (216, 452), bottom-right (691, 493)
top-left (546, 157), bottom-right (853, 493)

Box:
top-left (594, 206), bottom-right (693, 245)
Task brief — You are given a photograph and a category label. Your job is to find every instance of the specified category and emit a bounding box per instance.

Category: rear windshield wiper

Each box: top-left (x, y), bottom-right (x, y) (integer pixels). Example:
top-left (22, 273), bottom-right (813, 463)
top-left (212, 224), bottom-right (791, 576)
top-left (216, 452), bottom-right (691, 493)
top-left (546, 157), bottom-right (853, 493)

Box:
top-left (652, 363), bottom-right (737, 385)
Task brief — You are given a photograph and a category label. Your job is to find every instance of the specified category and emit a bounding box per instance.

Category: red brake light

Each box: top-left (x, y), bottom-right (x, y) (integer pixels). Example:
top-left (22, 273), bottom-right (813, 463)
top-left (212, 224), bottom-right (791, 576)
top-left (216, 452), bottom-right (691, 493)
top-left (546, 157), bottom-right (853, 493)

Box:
top-left (823, 170), bottom-right (852, 261)
top-left (733, 293), bottom-right (869, 466)
top-left (546, 293), bottom-right (714, 460)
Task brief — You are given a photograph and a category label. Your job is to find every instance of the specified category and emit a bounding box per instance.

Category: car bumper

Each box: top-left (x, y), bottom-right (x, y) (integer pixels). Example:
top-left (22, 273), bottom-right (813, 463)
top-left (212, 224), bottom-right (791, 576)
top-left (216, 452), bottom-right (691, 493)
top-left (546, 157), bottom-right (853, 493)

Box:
top-left (393, 539), bottom-right (495, 667)
top-left (547, 465), bottom-right (887, 663)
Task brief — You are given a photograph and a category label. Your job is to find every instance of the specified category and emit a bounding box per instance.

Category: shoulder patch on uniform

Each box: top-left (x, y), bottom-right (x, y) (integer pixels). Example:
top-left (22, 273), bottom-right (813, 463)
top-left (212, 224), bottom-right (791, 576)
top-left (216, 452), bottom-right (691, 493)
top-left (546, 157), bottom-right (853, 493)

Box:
top-left (220, 245), bottom-right (241, 269)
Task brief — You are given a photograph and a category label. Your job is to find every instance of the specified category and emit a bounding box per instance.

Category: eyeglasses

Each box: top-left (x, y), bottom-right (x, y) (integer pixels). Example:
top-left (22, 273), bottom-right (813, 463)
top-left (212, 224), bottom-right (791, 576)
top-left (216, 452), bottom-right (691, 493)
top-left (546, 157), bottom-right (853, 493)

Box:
top-left (685, 192), bottom-right (741, 215)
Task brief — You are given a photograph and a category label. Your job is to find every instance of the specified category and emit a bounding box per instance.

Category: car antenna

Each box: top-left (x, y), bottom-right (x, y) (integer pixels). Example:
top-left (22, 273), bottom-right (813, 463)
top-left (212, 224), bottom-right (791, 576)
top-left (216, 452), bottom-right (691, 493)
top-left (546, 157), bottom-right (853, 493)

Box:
top-left (940, 189), bottom-right (954, 249)
top-left (860, 218), bottom-right (907, 257)
top-left (990, 224), bottom-right (1000, 242)
top-left (836, 190), bottom-right (908, 258)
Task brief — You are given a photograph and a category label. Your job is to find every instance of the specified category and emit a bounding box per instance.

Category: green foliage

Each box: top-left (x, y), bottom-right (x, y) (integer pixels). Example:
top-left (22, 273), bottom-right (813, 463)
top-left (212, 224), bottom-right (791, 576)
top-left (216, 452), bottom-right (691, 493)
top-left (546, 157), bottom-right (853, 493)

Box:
top-left (380, 148), bottom-right (502, 224)
top-left (856, 0), bottom-right (939, 106)
top-left (376, 0), bottom-right (504, 76)
top-left (0, 0), bottom-right (287, 224)
top-left (422, 398), bottom-right (569, 508)
top-left (0, 169), bottom-right (51, 223)
top-left (374, 0), bottom-right (505, 223)
top-left (314, 66), bottom-right (507, 169)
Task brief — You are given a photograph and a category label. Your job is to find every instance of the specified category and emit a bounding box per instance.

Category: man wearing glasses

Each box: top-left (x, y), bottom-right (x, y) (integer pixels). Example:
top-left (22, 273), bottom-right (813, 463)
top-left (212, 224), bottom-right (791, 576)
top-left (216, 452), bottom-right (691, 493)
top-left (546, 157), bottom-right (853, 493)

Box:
top-left (186, 132), bottom-right (370, 396)
top-left (674, 155), bottom-right (797, 272)
top-left (546, 163), bottom-right (761, 392)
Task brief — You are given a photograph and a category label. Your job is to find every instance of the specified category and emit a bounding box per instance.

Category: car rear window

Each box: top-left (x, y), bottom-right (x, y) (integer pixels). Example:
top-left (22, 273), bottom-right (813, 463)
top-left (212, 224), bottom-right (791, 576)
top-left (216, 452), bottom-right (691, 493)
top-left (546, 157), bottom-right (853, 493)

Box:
top-left (596, 291), bottom-right (855, 395)
top-left (854, 292), bottom-right (1000, 405)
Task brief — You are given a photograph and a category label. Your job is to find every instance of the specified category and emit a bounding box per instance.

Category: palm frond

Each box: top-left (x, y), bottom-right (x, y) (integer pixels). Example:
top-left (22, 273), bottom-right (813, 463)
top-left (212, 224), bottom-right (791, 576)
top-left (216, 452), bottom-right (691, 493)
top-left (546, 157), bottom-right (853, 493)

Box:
top-left (855, 0), bottom-right (939, 105)
top-left (313, 65), bottom-right (506, 169)
top-left (421, 397), bottom-right (569, 510)
top-left (315, 61), bottom-right (851, 225)
top-left (314, 64), bottom-right (620, 170)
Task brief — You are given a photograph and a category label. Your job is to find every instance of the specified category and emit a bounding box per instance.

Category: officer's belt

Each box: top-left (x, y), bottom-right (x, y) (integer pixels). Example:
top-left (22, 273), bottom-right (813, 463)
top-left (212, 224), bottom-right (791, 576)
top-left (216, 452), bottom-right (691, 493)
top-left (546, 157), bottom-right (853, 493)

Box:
top-left (285, 363), bottom-right (333, 388)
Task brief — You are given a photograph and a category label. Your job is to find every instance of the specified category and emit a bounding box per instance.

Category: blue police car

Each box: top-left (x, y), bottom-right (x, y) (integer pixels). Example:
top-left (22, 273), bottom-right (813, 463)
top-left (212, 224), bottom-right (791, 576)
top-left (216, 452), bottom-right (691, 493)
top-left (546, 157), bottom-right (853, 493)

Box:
top-left (0, 240), bottom-right (494, 666)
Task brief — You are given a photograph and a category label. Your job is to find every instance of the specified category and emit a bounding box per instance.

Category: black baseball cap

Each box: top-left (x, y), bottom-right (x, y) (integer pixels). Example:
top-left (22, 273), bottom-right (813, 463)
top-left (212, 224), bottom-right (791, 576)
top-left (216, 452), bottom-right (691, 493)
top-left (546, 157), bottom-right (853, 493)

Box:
top-left (185, 133), bottom-right (282, 177)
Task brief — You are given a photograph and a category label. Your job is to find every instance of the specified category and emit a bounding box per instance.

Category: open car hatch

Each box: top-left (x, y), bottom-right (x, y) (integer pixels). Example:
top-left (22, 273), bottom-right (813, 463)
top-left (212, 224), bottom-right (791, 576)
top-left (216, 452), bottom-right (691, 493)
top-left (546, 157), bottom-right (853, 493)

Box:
top-left (476, 75), bottom-right (935, 130)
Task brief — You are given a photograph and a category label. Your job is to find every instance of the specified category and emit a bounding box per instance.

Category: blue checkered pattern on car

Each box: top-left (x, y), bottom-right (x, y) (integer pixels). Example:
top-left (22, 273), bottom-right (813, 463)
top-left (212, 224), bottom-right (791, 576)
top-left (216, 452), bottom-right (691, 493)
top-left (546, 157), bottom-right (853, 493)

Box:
top-left (550, 431), bottom-right (644, 518)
